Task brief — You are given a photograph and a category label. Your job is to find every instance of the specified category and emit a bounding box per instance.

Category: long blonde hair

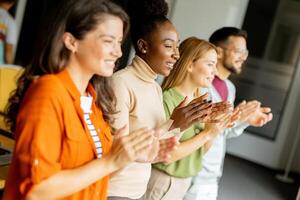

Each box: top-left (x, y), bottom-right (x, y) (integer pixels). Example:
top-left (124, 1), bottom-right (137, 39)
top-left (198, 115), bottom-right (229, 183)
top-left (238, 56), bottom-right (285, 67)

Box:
top-left (162, 37), bottom-right (217, 91)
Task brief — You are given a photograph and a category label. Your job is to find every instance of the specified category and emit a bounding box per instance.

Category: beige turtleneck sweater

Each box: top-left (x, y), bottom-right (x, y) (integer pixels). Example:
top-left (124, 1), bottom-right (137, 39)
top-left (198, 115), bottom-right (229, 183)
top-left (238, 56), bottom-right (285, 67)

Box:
top-left (108, 56), bottom-right (166, 198)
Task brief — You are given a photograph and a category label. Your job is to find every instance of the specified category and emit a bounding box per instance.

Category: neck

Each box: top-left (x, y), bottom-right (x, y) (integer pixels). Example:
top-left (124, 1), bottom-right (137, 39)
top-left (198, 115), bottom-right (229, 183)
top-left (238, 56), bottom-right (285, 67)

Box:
top-left (66, 61), bottom-right (92, 96)
top-left (136, 53), bottom-right (158, 75)
top-left (216, 61), bottom-right (231, 80)
top-left (174, 76), bottom-right (198, 101)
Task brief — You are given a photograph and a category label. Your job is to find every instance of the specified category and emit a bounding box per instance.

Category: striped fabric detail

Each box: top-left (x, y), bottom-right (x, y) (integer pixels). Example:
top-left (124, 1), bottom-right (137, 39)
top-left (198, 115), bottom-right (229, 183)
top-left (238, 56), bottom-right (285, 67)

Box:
top-left (80, 95), bottom-right (102, 159)
top-left (83, 112), bottom-right (103, 158)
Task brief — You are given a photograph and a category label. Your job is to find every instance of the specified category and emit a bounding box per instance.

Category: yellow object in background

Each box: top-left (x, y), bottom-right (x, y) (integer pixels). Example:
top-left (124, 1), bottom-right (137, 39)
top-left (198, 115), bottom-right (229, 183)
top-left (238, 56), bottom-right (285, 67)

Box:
top-left (0, 66), bottom-right (23, 132)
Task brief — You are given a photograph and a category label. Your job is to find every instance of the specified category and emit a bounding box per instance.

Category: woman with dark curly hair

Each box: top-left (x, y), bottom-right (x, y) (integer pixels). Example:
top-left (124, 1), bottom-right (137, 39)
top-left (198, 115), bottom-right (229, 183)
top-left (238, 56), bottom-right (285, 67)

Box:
top-left (3, 0), bottom-right (155, 199)
top-left (107, 0), bottom-right (229, 199)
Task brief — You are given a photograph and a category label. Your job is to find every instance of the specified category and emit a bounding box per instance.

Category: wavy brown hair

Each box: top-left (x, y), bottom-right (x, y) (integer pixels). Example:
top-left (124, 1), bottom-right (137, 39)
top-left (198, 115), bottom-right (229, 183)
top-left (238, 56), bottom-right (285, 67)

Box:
top-left (5, 0), bottom-right (129, 133)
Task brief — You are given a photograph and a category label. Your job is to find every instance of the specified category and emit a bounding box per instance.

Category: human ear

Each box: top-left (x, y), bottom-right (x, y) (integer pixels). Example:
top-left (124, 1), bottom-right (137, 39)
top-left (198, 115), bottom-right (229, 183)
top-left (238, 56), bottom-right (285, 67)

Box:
top-left (137, 39), bottom-right (148, 54)
top-left (216, 47), bottom-right (224, 60)
top-left (63, 32), bottom-right (78, 53)
top-left (187, 62), bottom-right (194, 73)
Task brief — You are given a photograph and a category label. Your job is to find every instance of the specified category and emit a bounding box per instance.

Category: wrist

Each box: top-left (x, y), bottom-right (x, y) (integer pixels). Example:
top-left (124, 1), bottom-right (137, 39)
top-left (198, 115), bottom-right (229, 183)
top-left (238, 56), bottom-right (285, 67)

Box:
top-left (198, 130), bottom-right (214, 141)
top-left (102, 154), bottom-right (120, 173)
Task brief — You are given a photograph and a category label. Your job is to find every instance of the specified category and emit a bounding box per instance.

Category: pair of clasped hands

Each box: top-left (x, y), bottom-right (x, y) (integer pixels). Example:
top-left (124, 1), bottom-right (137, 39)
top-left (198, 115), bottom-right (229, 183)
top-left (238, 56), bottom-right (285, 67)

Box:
top-left (108, 93), bottom-right (272, 169)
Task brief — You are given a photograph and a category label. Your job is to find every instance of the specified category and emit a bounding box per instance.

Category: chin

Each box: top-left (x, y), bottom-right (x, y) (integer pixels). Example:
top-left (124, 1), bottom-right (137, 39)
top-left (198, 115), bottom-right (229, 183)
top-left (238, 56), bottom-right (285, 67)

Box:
top-left (96, 70), bottom-right (114, 77)
top-left (160, 69), bottom-right (171, 77)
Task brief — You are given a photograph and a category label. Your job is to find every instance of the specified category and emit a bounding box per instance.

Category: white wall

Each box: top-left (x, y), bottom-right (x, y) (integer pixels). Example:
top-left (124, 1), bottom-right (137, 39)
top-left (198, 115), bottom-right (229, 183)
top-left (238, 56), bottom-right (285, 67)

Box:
top-left (170, 0), bottom-right (249, 40)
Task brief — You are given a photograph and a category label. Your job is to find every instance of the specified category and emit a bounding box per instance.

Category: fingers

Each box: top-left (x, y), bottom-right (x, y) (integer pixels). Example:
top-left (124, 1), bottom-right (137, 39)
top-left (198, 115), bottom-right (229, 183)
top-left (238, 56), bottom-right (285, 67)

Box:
top-left (220, 113), bottom-right (234, 128)
top-left (267, 113), bottom-right (273, 121)
top-left (153, 129), bottom-right (162, 138)
top-left (241, 102), bottom-right (258, 116)
top-left (236, 100), bottom-right (246, 109)
top-left (189, 93), bottom-right (209, 104)
top-left (157, 137), bottom-right (178, 162)
top-left (260, 107), bottom-right (271, 113)
top-left (126, 128), bottom-right (154, 147)
top-left (159, 137), bottom-right (178, 152)
top-left (181, 102), bottom-right (213, 127)
top-left (176, 96), bottom-right (189, 108)
top-left (132, 137), bottom-right (154, 154)
top-left (208, 102), bottom-right (232, 121)
top-left (230, 108), bottom-right (241, 123)
top-left (184, 100), bottom-right (211, 115)
top-left (211, 101), bottom-right (232, 112)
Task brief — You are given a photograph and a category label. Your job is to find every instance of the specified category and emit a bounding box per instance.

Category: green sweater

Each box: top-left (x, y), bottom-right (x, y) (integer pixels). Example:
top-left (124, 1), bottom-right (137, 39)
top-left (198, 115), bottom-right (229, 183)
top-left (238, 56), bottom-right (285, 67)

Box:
top-left (153, 87), bottom-right (204, 178)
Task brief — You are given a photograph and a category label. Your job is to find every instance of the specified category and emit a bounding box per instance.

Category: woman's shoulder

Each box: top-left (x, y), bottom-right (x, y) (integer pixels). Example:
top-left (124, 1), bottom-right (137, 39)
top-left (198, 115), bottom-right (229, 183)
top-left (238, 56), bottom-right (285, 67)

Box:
top-left (113, 66), bottom-right (135, 80)
top-left (25, 74), bottom-right (65, 98)
top-left (163, 87), bottom-right (182, 100)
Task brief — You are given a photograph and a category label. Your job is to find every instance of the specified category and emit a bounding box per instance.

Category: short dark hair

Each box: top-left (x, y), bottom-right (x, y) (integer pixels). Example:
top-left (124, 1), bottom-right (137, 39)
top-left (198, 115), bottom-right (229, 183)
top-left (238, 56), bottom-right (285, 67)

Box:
top-left (209, 27), bottom-right (247, 46)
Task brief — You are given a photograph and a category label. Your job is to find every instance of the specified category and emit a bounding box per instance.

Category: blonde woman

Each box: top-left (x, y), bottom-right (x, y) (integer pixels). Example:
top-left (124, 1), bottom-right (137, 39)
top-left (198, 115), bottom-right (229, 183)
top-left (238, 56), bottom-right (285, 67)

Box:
top-left (146, 37), bottom-right (235, 200)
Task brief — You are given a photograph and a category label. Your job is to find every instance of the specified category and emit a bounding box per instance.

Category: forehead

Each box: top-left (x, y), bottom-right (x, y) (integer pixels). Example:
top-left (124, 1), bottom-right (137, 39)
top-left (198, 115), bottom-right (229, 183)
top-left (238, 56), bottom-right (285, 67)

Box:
top-left (148, 21), bottom-right (179, 43)
top-left (226, 36), bottom-right (247, 49)
top-left (94, 15), bottom-right (123, 34)
top-left (198, 49), bottom-right (218, 61)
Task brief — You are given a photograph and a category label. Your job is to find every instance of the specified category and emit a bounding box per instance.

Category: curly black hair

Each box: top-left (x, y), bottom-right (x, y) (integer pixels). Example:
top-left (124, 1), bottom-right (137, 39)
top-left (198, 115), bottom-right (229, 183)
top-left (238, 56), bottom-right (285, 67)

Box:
top-left (113, 0), bottom-right (170, 51)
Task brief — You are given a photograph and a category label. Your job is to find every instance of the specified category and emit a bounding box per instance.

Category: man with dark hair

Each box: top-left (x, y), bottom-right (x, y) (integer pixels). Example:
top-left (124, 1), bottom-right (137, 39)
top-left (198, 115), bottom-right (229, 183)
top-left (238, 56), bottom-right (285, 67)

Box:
top-left (184, 27), bottom-right (273, 200)
top-left (0, 0), bottom-right (17, 64)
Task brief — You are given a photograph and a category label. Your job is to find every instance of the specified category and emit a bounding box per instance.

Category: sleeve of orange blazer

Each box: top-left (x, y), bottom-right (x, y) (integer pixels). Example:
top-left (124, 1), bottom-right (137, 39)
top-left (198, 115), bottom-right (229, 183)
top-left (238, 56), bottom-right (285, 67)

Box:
top-left (14, 76), bottom-right (64, 194)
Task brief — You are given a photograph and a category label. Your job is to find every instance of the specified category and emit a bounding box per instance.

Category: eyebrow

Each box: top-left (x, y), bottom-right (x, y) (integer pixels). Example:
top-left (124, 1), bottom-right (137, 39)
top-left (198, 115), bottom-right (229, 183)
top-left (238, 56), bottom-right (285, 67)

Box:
top-left (99, 34), bottom-right (123, 40)
top-left (163, 38), bottom-right (180, 43)
top-left (99, 34), bottom-right (115, 38)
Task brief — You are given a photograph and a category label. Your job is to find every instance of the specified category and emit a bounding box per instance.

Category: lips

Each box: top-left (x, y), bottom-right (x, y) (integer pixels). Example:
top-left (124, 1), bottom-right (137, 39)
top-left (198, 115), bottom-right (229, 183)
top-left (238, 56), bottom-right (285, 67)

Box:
top-left (104, 60), bottom-right (117, 67)
top-left (166, 62), bottom-right (175, 70)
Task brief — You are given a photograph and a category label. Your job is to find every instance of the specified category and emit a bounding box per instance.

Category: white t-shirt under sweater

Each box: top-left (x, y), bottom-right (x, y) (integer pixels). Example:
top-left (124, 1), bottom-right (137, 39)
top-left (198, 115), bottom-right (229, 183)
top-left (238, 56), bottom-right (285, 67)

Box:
top-left (0, 8), bottom-right (17, 64)
top-left (108, 56), bottom-right (166, 199)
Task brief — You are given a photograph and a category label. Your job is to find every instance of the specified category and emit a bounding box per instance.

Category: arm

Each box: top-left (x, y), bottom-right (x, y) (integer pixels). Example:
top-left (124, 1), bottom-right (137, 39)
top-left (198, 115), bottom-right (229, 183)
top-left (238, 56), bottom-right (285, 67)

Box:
top-left (27, 156), bottom-right (119, 200)
top-left (165, 112), bottom-right (233, 164)
top-left (203, 139), bottom-right (214, 153)
top-left (5, 43), bottom-right (14, 64)
top-left (27, 127), bottom-right (154, 200)
top-left (5, 18), bottom-right (17, 64)
top-left (17, 78), bottom-right (153, 199)
top-left (165, 129), bottom-right (211, 163)
top-left (224, 121), bottom-right (249, 138)
top-left (163, 92), bottom-right (233, 163)
top-left (225, 101), bottom-right (272, 138)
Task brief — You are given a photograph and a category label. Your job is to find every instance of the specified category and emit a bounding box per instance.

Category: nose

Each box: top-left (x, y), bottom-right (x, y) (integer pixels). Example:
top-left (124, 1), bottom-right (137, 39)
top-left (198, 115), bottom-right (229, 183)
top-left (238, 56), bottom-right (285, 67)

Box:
top-left (212, 65), bottom-right (217, 76)
top-left (172, 47), bottom-right (180, 61)
top-left (112, 42), bottom-right (123, 58)
top-left (242, 53), bottom-right (248, 61)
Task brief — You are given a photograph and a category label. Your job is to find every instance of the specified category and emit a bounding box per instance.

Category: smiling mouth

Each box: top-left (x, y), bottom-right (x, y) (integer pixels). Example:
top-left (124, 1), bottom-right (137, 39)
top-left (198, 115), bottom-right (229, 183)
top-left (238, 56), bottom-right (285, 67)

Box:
top-left (105, 60), bottom-right (116, 66)
top-left (166, 62), bottom-right (174, 70)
